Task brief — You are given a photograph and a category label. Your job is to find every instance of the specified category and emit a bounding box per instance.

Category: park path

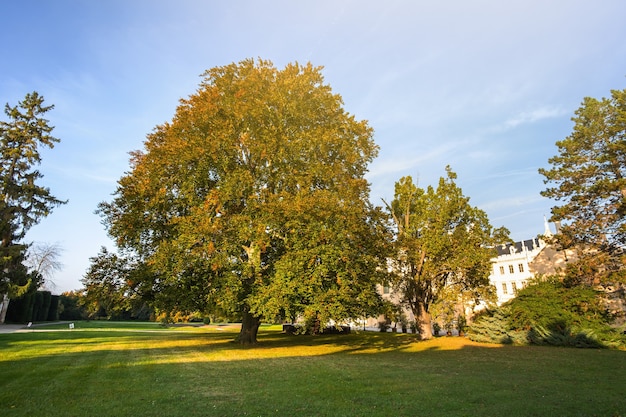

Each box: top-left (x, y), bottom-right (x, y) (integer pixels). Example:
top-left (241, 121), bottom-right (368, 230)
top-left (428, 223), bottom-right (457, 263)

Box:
top-left (0, 324), bottom-right (26, 333)
top-left (0, 322), bottom-right (74, 333)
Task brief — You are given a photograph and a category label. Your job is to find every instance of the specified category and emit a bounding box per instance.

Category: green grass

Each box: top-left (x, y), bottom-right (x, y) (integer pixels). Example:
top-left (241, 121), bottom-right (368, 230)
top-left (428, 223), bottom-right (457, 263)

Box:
top-left (1, 322), bottom-right (625, 417)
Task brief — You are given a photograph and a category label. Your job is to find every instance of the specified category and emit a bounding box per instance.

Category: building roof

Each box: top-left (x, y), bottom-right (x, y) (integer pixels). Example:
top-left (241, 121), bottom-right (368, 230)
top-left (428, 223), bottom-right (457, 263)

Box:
top-left (495, 238), bottom-right (542, 256)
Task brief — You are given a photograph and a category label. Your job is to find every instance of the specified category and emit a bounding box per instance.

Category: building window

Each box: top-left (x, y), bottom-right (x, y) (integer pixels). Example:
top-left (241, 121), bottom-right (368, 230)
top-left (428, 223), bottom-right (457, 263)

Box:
top-left (508, 264), bottom-right (514, 274)
top-left (502, 283), bottom-right (508, 294)
top-left (511, 281), bottom-right (517, 292)
top-left (518, 263), bottom-right (524, 272)
top-left (499, 266), bottom-right (505, 275)
top-left (383, 285), bottom-right (390, 294)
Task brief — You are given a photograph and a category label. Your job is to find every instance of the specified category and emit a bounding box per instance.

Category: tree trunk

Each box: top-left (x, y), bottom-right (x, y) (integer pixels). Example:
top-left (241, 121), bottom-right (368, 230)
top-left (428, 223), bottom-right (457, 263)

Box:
top-left (417, 305), bottom-right (433, 339)
top-left (0, 293), bottom-right (9, 324)
top-left (236, 309), bottom-right (261, 345)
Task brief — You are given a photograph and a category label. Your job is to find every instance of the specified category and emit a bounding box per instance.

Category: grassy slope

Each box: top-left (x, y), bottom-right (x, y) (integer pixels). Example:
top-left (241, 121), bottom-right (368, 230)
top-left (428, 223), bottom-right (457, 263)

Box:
top-left (1, 322), bottom-right (624, 417)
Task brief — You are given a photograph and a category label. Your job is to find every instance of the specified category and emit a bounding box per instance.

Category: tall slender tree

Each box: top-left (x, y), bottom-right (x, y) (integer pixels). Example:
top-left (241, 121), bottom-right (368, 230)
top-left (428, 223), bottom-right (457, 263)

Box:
top-left (0, 92), bottom-right (66, 323)
top-left (385, 167), bottom-right (508, 338)
top-left (539, 88), bottom-right (626, 284)
top-left (98, 59), bottom-right (390, 343)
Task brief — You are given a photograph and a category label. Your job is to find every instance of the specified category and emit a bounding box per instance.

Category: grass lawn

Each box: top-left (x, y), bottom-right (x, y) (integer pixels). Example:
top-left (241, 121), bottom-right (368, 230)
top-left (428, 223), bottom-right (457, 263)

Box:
top-left (1, 322), bottom-right (625, 417)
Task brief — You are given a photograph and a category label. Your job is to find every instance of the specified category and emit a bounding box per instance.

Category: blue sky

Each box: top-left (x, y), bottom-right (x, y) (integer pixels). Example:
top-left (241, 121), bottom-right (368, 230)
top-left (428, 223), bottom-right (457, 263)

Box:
top-left (1, 1), bottom-right (625, 293)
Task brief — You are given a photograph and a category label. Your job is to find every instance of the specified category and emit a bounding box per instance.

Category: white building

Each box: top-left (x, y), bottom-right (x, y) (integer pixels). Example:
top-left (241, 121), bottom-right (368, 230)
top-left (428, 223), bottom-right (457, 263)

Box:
top-left (488, 237), bottom-right (547, 304)
top-left (487, 218), bottom-right (571, 305)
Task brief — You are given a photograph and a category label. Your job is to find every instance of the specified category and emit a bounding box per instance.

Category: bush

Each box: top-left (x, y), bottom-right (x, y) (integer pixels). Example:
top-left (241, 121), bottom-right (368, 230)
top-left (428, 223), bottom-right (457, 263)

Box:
top-left (5, 292), bottom-right (33, 323)
top-left (6, 290), bottom-right (57, 323)
top-left (468, 277), bottom-right (624, 348)
top-left (526, 325), bottom-right (604, 348)
top-left (38, 291), bottom-right (51, 321)
top-left (467, 308), bottom-right (527, 345)
top-left (32, 291), bottom-right (43, 322)
top-left (47, 295), bottom-right (60, 321)
top-left (322, 325), bottom-right (351, 334)
top-left (508, 277), bottom-right (608, 331)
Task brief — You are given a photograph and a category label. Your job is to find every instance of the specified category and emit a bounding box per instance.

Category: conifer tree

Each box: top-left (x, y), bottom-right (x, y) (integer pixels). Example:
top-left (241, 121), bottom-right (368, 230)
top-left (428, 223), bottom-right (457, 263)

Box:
top-left (540, 88), bottom-right (626, 284)
top-left (0, 92), bottom-right (66, 322)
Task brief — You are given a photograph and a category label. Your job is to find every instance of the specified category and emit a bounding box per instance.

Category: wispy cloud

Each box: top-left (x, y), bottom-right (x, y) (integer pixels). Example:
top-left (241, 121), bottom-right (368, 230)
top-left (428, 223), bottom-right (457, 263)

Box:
top-left (506, 106), bottom-right (567, 127)
top-left (368, 140), bottom-right (460, 180)
top-left (480, 194), bottom-right (546, 212)
top-left (488, 106), bottom-right (568, 133)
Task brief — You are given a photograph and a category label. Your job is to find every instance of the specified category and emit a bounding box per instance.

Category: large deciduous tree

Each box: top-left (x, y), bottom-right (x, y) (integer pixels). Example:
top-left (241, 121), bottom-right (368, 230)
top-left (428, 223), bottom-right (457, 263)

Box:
top-left (98, 59), bottom-right (390, 343)
top-left (385, 167), bottom-right (508, 338)
top-left (539, 89), bottom-right (626, 284)
top-left (0, 92), bottom-right (66, 323)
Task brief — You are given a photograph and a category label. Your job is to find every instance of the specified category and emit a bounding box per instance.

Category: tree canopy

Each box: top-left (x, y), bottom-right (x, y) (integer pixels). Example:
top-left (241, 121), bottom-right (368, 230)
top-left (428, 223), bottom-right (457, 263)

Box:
top-left (0, 92), bottom-right (66, 322)
top-left (539, 88), bottom-right (626, 284)
top-left (81, 247), bottom-right (152, 320)
top-left (98, 59), bottom-right (390, 343)
top-left (385, 167), bottom-right (508, 338)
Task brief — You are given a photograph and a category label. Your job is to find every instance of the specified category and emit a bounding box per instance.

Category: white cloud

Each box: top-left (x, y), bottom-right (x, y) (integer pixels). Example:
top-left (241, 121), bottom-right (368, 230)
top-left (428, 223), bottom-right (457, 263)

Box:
top-left (368, 141), bottom-right (460, 180)
top-left (502, 107), bottom-right (568, 130)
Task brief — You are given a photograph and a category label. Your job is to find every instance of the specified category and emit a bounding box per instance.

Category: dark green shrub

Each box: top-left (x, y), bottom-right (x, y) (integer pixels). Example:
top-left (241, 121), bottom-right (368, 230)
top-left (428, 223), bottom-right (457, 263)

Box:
top-left (525, 324), bottom-right (604, 348)
top-left (47, 295), bottom-right (60, 321)
top-left (37, 291), bottom-right (52, 321)
top-left (469, 277), bottom-right (623, 348)
top-left (5, 292), bottom-right (34, 323)
top-left (467, 307), bottom-right (526, 345)
top-left (32, 291), bottom-right (43, 322)
top-left (294, 315), bottom-right (322, 334)
top-left (508, 277), bottom-right (608, 331)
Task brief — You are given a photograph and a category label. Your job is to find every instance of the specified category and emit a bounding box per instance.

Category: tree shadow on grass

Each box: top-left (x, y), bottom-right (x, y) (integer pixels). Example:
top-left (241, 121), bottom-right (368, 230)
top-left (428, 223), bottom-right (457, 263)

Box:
top-left (0, 324), bottom-right (492, 364)
top-left (253, 329), bottom-right (421, 352)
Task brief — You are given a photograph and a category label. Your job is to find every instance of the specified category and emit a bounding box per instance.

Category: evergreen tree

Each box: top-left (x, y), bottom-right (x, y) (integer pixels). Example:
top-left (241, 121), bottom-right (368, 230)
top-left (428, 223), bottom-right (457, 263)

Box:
top-left (0, 92), bottom-right (66, 323)
top-left (540, 89), bottom-right (626, 284)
